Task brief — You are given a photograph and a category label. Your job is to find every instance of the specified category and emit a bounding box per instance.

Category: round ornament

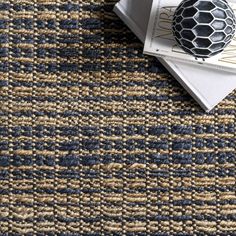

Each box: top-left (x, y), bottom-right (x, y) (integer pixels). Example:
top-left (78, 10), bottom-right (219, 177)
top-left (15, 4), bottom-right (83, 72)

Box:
top-left (172, 0), bottom-right (236, 58)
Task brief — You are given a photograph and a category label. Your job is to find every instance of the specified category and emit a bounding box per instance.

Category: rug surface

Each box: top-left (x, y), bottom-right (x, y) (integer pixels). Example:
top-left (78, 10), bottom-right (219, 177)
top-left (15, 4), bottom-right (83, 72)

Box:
top-left (0, 0), bottom-right (236, 235)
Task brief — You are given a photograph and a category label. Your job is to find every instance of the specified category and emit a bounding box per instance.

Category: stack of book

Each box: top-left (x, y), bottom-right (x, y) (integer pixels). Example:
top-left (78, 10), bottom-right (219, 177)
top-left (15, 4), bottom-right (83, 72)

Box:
top-left (114, 0), bottom-right (236, 111)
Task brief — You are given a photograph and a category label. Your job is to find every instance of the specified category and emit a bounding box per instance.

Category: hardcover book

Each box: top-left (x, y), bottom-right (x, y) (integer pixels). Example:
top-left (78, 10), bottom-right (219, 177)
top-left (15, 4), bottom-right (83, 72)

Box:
top-left (114, 0), bottom-right (236, 111)
top-left (144, 0), bottom-right (236, 73)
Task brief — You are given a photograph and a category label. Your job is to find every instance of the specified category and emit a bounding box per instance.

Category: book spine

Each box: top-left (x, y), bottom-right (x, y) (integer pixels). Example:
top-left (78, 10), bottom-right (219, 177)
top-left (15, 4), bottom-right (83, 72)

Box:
top-left (113, 2), bottom-right (145, 42)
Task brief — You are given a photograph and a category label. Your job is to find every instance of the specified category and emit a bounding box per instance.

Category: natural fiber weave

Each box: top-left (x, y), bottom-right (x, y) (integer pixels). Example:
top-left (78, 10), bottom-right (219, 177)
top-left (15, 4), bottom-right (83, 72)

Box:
top-left (0, 0), bottom-right (236, 234)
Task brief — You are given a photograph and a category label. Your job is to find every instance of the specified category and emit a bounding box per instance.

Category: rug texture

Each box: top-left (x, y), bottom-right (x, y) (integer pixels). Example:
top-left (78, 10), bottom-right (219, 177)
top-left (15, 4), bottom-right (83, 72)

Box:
top-left (0, 0), bottom-right (236, 235)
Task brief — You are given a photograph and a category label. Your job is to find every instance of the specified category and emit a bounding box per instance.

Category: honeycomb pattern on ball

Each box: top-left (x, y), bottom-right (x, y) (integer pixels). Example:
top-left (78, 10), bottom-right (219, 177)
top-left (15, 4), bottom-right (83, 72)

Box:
top-left (172, 0), bottom-right (236, 58)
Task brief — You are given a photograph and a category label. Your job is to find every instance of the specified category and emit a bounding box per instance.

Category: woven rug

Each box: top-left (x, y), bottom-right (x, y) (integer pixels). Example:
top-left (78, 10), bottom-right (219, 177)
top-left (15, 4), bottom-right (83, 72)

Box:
top-left (0, 0), bottom-right (236, 235)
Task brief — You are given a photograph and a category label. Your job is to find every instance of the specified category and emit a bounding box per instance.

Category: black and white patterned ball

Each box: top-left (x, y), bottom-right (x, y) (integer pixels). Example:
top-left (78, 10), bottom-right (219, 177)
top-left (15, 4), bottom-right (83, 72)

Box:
top-left (172, 0), bottom-right (236, 58)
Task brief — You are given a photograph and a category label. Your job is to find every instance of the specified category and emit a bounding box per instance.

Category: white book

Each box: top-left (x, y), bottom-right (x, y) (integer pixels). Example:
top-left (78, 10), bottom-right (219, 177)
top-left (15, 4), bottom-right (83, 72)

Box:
top-left (114, 0), bottom-right (236, 111)
top-left (144, 0), bottom-right (236, 73)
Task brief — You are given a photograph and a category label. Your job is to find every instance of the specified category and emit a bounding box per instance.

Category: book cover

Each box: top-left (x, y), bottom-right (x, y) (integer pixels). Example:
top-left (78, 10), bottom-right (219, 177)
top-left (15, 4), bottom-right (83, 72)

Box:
top-left (144, 0), bottom-right (236, 73)
top-left (114, 0), bottom-right (236, 111)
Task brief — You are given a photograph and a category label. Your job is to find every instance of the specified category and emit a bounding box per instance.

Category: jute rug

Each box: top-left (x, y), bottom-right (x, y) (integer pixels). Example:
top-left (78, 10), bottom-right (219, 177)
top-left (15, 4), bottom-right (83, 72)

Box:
top-left (0, 0), bottom-right (235, 234)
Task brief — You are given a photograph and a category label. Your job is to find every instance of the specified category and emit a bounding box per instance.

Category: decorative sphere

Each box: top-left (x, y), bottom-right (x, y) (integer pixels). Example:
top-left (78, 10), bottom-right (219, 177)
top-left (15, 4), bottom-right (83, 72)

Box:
top-left (172, 0), bottom-right (236, 58)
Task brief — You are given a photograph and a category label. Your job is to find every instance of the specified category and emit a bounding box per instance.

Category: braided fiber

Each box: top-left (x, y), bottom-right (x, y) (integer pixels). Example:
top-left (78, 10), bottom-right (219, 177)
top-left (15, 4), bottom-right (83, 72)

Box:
top-left (0, 0), bottom-right (236, 234)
